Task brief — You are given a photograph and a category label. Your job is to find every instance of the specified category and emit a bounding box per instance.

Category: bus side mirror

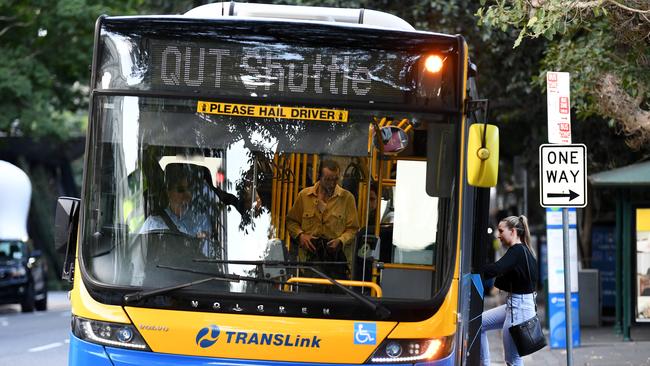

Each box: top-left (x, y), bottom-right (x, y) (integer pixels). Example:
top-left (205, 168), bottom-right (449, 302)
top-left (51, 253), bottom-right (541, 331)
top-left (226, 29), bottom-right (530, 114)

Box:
top-left (55, 197), bottom-right (80, 282)
top-left (466, 124), bottom-right (499, 187)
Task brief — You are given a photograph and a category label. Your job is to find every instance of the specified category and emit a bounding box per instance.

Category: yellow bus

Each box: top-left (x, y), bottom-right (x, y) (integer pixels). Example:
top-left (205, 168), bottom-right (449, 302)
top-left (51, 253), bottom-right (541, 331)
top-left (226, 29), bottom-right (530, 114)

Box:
top-left (55, 3), bottom-right (499, 365)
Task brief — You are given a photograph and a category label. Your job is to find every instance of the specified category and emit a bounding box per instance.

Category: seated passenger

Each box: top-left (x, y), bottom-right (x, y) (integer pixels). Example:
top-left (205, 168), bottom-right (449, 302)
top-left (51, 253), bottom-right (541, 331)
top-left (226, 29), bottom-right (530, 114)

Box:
top-left (286, 159), bottom-right (359, 279)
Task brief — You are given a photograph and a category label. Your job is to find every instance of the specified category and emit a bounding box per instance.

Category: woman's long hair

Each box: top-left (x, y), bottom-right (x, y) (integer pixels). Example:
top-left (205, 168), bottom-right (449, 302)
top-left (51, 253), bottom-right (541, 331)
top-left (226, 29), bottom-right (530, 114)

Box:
top-left (500, 215), bottom-right (534, 255)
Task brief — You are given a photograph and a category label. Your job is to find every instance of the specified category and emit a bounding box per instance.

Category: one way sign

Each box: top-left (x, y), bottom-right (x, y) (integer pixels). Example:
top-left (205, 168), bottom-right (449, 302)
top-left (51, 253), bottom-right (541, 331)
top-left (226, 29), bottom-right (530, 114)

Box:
top-left (539, 144), bottom-right (587, 208)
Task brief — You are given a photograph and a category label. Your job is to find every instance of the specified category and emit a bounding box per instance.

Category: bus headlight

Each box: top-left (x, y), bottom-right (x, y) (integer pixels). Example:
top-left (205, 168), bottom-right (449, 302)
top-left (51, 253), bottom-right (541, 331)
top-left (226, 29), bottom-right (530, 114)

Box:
top-left (367, 336), bottom-right (454, 363)
top-left (72, 316), bottom-right (150, 351)
top-left (385, 341), bottom-right (402, 358)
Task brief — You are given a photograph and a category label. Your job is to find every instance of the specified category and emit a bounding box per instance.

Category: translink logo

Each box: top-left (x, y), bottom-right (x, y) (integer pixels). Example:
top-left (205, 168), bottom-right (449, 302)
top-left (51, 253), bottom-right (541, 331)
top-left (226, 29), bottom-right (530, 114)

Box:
top-left (196, 325), bottom-right (322, 348)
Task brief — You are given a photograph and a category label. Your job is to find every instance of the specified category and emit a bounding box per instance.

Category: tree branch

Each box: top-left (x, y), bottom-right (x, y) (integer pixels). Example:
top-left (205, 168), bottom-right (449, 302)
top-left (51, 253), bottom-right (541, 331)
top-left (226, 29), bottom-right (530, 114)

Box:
top-left (571, 0), bottom-right (605, 9)
top-left (0, 22), bottom-right (29, 37)
top-left (569, 0), bottom-right (649, 14)
top-left (635, 85), bottom-right (647, 107)
top-left (595, 73), bottom-right (650, 149)
top-left (607, 0), bottom-right (650, 14)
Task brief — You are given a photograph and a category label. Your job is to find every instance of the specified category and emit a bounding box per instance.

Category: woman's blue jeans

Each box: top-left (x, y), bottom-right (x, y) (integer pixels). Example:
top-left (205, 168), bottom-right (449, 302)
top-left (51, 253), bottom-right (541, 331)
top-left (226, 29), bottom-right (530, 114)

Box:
top-left (480, 293), bottom-right (536, 366)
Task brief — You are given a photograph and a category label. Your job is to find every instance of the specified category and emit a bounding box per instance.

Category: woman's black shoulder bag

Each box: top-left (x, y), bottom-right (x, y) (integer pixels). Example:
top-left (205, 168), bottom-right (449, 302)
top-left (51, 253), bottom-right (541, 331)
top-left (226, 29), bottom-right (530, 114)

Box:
top-left (508, 245), bottom-right (547, 356)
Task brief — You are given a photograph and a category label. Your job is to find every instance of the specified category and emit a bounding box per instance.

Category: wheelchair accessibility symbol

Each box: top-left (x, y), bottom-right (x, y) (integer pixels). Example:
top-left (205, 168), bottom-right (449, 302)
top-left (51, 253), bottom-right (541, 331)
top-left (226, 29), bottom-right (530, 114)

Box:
top-left (354, 322), bottom-right (376, 345)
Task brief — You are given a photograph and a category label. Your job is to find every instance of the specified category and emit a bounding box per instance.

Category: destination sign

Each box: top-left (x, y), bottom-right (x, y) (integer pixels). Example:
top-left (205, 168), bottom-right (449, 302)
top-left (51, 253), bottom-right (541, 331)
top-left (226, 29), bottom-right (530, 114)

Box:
top-left (96, 22), bottom-right (459, 108)
top-left (148, 41), bottom-right (403, 102)
top-left (154, 44), bottom-right (374, 97)
top-left (197, 101), bottom-right (349, 123)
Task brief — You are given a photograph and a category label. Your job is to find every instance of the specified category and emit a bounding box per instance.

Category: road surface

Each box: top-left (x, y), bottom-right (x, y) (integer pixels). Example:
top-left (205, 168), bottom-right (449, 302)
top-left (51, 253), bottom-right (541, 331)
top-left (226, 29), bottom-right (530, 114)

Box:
top-left (0, 292), bottom-right (70, 366)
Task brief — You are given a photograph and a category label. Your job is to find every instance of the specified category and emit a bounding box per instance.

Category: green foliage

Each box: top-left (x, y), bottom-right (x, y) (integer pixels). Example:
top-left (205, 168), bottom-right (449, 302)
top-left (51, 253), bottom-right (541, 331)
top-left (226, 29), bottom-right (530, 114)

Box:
top-left (477, 0), bottom-right (650, 150)
top-left (533, 21), bottom-right (648, 124)
top-left (534, 25), bottom-right (617, 118)
top-left (477, 0), bottom-right (577, 47)
top-left (0, 0), bottom-right (145, 139)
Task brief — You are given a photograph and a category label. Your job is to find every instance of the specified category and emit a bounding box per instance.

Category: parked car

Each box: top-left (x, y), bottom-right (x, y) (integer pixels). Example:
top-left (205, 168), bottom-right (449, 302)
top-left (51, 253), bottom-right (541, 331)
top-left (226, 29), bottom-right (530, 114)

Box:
top-left (0, 161), bottom-right (47, 312)
top-left (0, 240), bottom-right (47, 312)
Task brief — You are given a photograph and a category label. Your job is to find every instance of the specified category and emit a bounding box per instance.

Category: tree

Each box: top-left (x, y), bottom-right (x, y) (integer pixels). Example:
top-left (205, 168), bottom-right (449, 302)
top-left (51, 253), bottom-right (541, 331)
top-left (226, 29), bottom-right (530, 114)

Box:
top-left (0, 0), bottom-right (149, 288)
top-left (477, 0), bottom-right (650, 149)
top-left (0, 1), bottom-right (151, 139)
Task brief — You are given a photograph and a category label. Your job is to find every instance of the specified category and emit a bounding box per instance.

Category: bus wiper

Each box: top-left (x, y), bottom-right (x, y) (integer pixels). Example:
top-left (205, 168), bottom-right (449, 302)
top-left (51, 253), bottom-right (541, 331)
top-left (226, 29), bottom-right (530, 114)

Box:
top-left (123, 265), bottom-right (312, 304)
top-left (193, 258), bottom-right (391, 319)
top-left (123, 276), bottom-right (233, 304)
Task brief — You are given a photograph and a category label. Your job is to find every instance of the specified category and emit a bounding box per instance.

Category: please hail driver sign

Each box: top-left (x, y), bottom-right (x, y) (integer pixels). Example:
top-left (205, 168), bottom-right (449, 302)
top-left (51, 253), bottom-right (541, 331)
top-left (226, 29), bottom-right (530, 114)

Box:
top-left (539, 144), bottom-right (587, 208)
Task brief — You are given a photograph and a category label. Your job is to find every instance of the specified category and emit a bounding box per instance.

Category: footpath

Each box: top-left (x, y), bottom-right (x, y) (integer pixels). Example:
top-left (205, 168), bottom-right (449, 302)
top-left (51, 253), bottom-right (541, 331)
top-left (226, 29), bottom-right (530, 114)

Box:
top-left (484, 295), bottom-right (650, 365)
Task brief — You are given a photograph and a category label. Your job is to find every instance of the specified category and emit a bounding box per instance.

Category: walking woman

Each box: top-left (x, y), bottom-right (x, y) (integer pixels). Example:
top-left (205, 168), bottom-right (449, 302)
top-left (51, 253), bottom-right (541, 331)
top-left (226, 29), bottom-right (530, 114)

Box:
top-left (480, 215), bottom-right (538, 366)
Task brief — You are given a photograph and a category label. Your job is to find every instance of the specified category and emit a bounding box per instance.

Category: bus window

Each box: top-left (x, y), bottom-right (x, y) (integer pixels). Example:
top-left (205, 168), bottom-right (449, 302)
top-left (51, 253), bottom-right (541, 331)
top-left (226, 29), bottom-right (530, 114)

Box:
top-left (81, 94), bottom-right (456, 302)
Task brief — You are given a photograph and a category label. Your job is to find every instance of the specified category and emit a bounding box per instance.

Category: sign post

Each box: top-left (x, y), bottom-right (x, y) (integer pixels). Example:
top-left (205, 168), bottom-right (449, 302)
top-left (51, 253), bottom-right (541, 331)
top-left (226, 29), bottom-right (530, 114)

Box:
top-left (540, 144), bottom-right (586, 361)
top-left (543, 71), bottom-right (586, 366)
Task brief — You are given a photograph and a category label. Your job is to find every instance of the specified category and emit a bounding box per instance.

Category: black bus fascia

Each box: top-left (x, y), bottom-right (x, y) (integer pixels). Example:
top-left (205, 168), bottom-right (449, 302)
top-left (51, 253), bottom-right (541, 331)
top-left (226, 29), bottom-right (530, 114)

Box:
top-left (101, 15), bottom-right (459, 48)
top-left (94, 16), bottom-right (462, 112)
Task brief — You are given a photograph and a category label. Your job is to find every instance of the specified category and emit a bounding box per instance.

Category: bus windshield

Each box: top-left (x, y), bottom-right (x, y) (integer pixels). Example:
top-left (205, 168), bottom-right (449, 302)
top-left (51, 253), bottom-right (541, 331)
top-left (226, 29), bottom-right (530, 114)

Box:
top-left (81, 95), bottom-right (458, 309)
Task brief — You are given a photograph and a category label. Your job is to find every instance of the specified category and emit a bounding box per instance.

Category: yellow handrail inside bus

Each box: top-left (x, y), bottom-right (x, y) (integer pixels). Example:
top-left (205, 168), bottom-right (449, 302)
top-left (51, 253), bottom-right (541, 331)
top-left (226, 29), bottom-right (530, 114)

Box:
top-left (301, 153), bottom-right (307, 189)
top-left (357, 182), bottom-right (367, 225)
top-left (379, 263), bottom-right (436, 271)
top-left (271, 154), bottom-right (279, 237)
top-left (280, 155), bottom-right (288, 243)
top-left (311, 155), bottom-right (318, 184)
top-left (286, 277), bottom-right (383, 297)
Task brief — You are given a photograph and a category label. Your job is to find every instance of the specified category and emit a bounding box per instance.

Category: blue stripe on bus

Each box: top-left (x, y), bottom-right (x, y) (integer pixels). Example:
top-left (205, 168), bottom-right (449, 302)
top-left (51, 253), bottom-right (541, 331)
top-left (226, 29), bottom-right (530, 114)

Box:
top-left (69, 333), bottom-right (113, 366)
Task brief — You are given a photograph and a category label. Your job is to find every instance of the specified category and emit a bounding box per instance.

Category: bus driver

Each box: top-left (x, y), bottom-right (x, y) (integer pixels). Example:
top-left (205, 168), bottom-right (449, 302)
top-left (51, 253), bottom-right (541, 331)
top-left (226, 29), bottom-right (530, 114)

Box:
top-left (140, 164), bottom-right (212, 239)
top-left (130, 164), bottom-right (215, 286)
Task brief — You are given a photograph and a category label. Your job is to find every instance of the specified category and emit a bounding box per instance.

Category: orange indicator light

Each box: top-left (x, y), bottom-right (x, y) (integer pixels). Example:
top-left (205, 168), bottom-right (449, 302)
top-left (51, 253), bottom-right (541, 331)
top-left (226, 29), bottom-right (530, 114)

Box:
top-left (424, 55), bottom-right (443, 73)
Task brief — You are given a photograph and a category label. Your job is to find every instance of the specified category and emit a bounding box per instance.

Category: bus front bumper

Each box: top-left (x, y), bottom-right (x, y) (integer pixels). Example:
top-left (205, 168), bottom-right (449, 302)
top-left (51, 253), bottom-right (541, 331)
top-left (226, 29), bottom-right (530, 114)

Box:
top-left (70, 333), bottom-right (455, 366)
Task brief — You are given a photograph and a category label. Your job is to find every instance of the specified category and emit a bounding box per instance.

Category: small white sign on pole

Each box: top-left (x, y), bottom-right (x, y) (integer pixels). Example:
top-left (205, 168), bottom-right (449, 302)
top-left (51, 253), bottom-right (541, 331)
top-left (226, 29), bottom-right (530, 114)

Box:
top-left (547, 72), bottom-right (572, 144)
